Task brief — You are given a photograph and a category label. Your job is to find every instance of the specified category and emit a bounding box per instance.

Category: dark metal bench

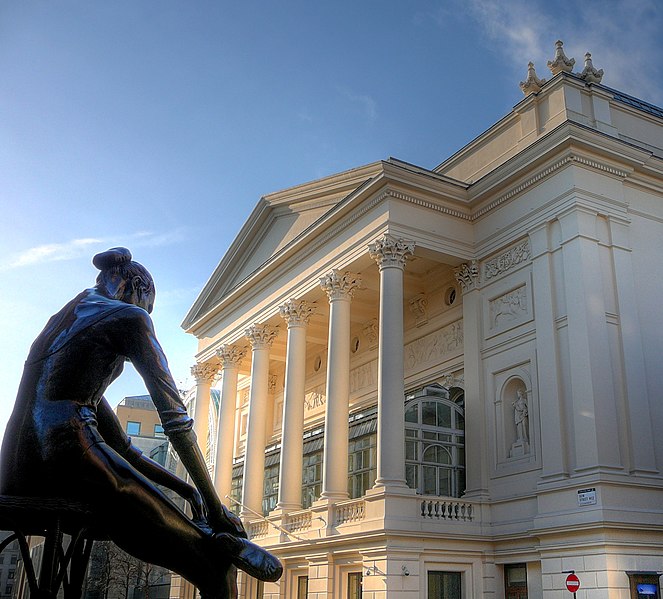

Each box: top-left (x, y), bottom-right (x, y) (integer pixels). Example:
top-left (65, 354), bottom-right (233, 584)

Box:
top-left (0, 495), bottom-right (100, 599)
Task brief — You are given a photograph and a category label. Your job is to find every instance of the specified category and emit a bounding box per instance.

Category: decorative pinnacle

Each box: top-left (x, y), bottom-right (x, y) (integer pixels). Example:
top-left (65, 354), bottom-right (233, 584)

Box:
top-left (519, 62), bottom-right (546, 95)
top-left (580, 52), bottom-right (603, 84)
top-left (547, 40), bottom-right (575, 75)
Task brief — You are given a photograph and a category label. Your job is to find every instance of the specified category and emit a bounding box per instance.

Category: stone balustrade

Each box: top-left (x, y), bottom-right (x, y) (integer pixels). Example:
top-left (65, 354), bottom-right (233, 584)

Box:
top-left (334, 499), bottom-right (366, 525)
top-left (420, 498), bottom-right (475, 521)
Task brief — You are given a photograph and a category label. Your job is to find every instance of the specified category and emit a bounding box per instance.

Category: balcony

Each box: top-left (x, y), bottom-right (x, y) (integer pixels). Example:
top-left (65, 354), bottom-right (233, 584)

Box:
top-left (247, 489), bottom-right (486, 547)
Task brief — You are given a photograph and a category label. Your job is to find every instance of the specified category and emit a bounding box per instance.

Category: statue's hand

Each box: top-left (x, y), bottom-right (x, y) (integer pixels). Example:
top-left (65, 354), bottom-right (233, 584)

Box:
top-left (209, 502), bottom-right (248, 539)
top-left (185, 487), bottom-right (206, 523)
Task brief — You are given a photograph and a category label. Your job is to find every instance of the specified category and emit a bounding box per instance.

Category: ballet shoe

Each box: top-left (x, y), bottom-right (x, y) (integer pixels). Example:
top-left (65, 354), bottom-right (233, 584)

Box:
top-left (213, 533), bottom-right (282, 582)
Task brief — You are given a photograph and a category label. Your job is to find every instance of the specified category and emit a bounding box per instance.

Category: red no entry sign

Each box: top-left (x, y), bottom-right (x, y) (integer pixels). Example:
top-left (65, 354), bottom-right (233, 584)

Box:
top-left (565, 574), bottom-right (581, 593)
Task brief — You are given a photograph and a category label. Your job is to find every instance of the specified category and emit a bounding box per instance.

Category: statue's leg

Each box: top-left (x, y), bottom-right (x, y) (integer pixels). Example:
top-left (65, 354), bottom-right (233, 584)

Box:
top-left (74, 442), bottom-right (233, 595)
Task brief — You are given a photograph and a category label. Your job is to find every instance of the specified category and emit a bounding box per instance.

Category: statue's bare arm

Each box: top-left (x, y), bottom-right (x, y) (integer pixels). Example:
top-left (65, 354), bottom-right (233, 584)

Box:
top-left (96, 396), bottom-right (206, 522)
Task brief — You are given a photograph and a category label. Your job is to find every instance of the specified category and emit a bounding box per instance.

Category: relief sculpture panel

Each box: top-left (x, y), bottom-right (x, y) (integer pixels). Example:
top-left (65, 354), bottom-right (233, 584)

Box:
top-left (405, 320), bottom-right (463, 373)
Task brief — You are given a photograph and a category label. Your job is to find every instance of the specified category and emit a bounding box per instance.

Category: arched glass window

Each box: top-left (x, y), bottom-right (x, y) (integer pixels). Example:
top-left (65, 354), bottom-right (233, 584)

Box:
top-left (405, 384), bottom-right (465, 497)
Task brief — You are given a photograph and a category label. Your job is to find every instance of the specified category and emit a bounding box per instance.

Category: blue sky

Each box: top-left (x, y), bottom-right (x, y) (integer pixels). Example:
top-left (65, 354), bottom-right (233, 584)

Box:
top-left (1, 0), bottom-right (662, 440)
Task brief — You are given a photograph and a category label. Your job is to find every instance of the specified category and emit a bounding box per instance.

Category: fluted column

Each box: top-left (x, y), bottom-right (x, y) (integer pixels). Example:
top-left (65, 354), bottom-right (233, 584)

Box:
top-left (276, 299), bottom-right (316, 510)
top-left (241, 324), bottom-right (278, 517)
top-left (369, 235), bottom-right (414, 489)
top-left (213, 344), bottom-right (246, 505)
top-left (191, 362), bottom-right (218, 457)
top-left (319, 270), bottom-right (361, 500)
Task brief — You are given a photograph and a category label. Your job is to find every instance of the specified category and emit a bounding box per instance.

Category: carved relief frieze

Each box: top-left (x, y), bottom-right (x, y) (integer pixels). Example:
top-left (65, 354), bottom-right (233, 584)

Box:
top-left (350, 360), bottom-right (377, 394)
top-left (304, 386), bottom-right (326, 412)
top-left (405, 320), bottom-right (463, 372)
top-left (409, 293), bottom-right (429, 327)
top-left (362, 319), bottom-right (379, 350)
top-left (484, 242), bottom-right (531, 281)
top-left (489, 286), bottom-right (528, 329)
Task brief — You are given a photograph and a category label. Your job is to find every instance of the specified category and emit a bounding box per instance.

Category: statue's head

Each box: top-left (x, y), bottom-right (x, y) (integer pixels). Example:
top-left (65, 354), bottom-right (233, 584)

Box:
top-left (93, 247), bottom-right (156, 313)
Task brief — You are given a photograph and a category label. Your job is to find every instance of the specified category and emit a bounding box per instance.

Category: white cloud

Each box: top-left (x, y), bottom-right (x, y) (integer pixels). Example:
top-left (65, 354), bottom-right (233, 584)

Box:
top-left (464, 0), bottom-right (663, 104)
top-left (339, 87), bottom-right (378, 123)
top-left (0, 229), bottom-right (188, 271)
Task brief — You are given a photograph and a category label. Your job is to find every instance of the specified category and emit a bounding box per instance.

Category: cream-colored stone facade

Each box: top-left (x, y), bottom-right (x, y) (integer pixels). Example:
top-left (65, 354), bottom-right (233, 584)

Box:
top-left (183, 60), bottom-right (663, 598)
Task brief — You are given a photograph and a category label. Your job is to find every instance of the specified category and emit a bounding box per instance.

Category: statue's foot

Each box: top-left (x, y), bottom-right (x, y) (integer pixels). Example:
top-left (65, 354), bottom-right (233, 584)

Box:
top-left (213, 534), bottom-right (282, 582)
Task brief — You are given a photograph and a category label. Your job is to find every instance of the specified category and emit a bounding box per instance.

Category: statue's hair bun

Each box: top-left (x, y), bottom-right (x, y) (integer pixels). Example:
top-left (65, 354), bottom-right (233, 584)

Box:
top-left (93, 247), bottom-right (133, 271)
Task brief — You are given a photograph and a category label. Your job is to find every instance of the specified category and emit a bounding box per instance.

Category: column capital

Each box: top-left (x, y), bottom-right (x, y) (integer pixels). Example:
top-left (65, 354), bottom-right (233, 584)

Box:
top-left (245, 323), bottom-right (278, 349)
top-left (453, 260), bottom-right (480, 292)
top-left (279, 299), bottom-right (317, 327)
top-left (320, 270), bottom-right (362, 301)
top-left (216, 344), bottom-right (246, 368)
top-left (190, 362), bottom-right (218, 384)
top-left (368, 234), bottom-right (415, 269)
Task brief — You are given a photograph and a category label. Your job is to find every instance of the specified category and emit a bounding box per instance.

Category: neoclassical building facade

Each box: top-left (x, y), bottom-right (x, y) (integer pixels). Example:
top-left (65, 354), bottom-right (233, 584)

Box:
top-left (182, 45), bottom-right (663, 599)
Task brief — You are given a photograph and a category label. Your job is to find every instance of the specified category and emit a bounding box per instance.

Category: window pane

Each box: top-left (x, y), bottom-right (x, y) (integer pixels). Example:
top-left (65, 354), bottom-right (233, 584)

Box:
top-left (438, 468), bottom-right (451, 497)
top-left (423, 466), bottom-right (437, 495)
top-left (405, 404), bottom-right (419, 423)
top-left (348, 572), bottom-right (362, 599)
top-left (422, 402), bottom-right (437, 426)
top-left (437, 403), bottom-right (451, 428)
top-left (428, 571), bottom-right (461, 599)
top-left (406, 440), bottom-right (418, 460)
top-left (297, 576), bottom-right (308, 599)
top-left (126, 421), bottom-right (141, 436)
top-left (406, 464), bottom-right (418, 489)
top-left (456, 412), bottom-right (465, 430)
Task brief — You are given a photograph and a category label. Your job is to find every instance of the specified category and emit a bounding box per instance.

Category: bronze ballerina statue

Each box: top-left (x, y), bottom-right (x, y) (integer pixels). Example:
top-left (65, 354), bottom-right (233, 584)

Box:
top-left (0, 247), bottom-right (281, 599)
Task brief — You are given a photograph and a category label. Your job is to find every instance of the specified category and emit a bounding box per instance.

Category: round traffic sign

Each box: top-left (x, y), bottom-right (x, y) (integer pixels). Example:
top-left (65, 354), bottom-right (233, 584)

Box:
top-left (565, 574), bottom-right (581, 593)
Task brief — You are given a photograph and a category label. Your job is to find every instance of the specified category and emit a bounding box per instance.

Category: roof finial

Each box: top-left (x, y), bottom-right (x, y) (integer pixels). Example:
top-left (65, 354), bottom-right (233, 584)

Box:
top-left (519, 62), bottom-right (546, 95)
top-left (547, 40), bottom-right (575, 75)
top-left (580, 52), bottom-right (604, 84)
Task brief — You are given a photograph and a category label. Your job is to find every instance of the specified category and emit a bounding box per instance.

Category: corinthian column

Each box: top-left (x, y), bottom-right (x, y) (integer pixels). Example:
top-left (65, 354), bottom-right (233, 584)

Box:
top-left (241, 323), bottom-right (278, 517)
top-left (213, 344), bottom-right (246, 505)
top-left (319, 270), bottom-right (361, 500)
top-left (190, 362), bottom-right (219, 458)
top-left (369, 235), bottom-right (414, 489)
top-left (276, 299), bottom-right (316, 511)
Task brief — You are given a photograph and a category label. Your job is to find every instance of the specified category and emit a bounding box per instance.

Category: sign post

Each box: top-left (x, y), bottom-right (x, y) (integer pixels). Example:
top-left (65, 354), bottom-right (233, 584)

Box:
top-left (565, 573), bottom-right (581, 596)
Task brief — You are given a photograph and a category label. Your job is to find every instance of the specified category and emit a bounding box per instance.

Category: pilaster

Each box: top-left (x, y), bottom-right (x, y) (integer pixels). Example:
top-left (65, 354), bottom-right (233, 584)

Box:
top-left (558, 207), bottom-right (622, 472)
top-left (529, 224), bottom-right (568, 482)
top-left (454, 260), bottom-right (489, 500)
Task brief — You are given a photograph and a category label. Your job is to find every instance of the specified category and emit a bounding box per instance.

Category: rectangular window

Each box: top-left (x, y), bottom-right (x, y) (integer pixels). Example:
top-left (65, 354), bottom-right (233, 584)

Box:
top-left (347, 572), bottom-right (362, 599)
top-left (153, 424), bottom-right (165, 437)
top-left (505, 564), bottom-right (528, 599)
top-left (126, 421), bottom-right (141, 436)
top-left (297, 575), bottom-right (308, 599)
top-left (428, 571), bottom-right (461, 599)
top-left (7, 571), bottom-right (14, 580)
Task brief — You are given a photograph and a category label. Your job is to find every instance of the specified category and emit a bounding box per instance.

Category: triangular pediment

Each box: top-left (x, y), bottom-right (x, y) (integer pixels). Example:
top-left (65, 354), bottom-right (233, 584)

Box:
top-left (182, 162), bottom-right (384, 330)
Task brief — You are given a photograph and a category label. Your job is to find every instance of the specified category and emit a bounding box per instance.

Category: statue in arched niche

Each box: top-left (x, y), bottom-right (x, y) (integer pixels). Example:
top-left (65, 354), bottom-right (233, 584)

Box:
top-left (513, 388), bottom-right (529, 443)
top-left (509, 387), bottom-right (530, 458)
